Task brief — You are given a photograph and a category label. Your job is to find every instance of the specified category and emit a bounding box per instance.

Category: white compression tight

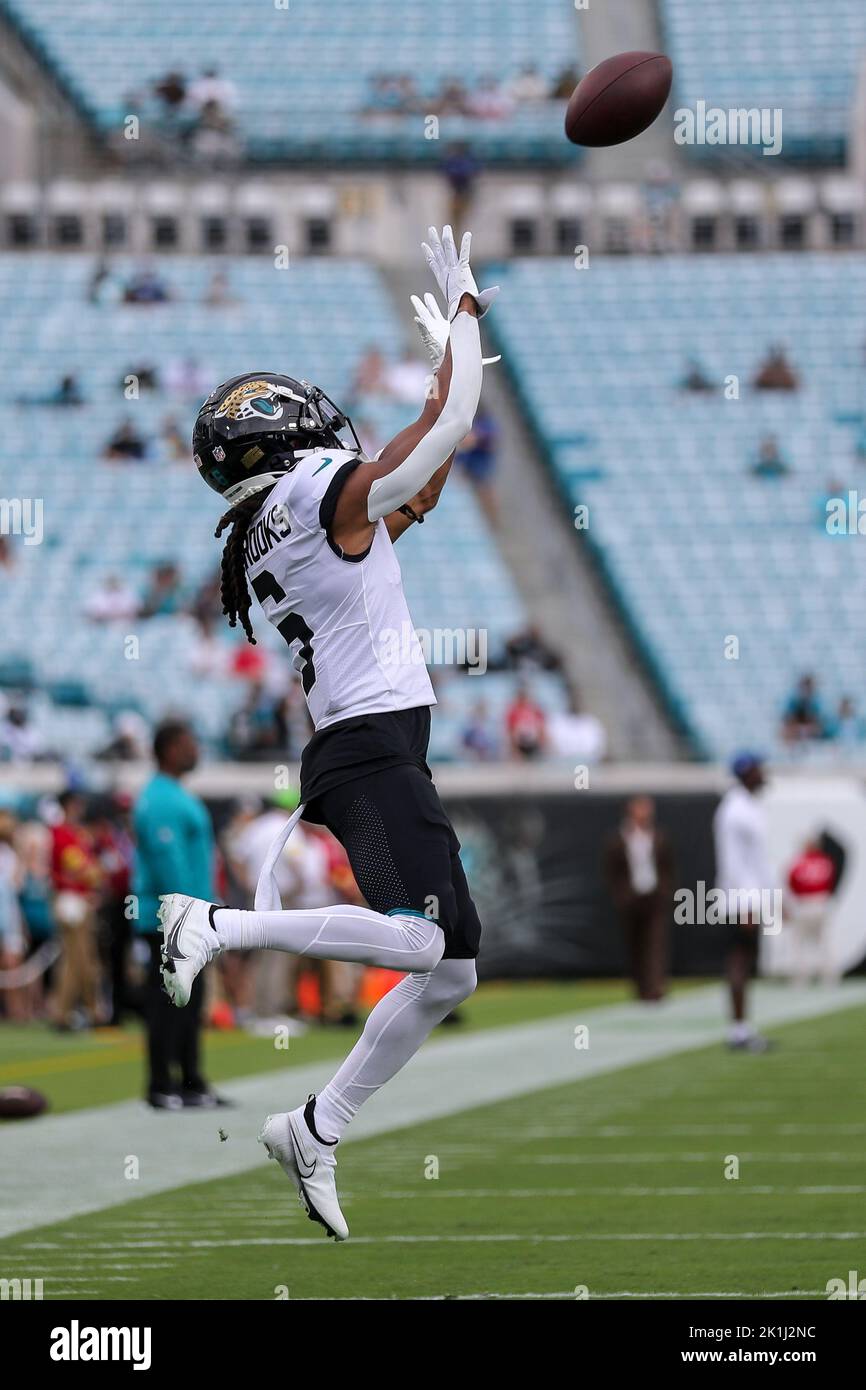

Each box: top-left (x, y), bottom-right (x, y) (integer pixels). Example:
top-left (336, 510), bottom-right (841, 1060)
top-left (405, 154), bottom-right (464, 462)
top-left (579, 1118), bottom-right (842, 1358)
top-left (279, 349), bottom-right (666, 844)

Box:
top-left (212, 903), bottom-right (477, 1142)
top-left (213, 902), bottom-right (445, 973)
top-left (314, 958), bottom-right (477, 1142)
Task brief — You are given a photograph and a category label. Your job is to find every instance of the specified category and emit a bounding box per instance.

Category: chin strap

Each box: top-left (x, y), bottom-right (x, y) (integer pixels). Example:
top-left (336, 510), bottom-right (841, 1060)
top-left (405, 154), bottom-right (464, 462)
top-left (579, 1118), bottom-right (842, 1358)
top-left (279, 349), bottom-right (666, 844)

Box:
top-left (254, 802), bottom-right (307, 911)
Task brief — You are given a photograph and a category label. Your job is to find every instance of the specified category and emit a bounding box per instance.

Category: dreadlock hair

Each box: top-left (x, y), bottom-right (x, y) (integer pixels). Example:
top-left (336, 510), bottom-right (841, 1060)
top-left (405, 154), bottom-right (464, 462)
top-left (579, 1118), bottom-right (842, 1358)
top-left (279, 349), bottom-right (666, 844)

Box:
top-left (214, 493), bottom-right (268, 645)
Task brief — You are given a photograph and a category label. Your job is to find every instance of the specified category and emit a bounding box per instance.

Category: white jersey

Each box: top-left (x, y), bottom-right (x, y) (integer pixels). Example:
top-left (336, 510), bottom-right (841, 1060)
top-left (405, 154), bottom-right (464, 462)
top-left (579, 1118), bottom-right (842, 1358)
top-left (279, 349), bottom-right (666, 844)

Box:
top-left (713, 785), bottom-right (774, 894)
top-left (243, 448), bottom-right (435, 730)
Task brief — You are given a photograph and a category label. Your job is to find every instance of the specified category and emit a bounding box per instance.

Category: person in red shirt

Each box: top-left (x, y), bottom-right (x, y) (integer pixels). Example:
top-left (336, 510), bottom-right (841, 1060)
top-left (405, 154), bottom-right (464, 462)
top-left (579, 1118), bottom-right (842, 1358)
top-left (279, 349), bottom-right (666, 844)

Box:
top-left (50, 790), bottom-right (103, 1028)
top-left (87, 794), bottom-right (134, 1026)
top-left (787, 839), bottom-right (837, 986)
top-left (505, 682), bottom-right (547, 759)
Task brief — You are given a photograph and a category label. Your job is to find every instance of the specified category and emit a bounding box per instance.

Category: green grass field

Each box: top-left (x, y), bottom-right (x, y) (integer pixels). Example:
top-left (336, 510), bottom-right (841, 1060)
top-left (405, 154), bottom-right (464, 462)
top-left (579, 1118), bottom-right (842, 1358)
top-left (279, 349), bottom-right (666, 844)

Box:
top-left (0, 979), bottom-right (632, 1113)
top-left (1, 984), bottom-right (864, 1300)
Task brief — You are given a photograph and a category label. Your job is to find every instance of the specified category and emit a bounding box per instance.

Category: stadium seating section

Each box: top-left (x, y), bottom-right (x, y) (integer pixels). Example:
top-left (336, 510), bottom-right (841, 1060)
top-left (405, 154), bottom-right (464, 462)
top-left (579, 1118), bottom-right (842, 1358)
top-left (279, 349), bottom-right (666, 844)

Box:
top-left (661, 0), bottom-right (866, 163)
top-left (0, 0), bottom-right (581, 165)
top-left (0, 254), bottom-right (560, 761)
top-left (491, 253), bottom-right (866, 760)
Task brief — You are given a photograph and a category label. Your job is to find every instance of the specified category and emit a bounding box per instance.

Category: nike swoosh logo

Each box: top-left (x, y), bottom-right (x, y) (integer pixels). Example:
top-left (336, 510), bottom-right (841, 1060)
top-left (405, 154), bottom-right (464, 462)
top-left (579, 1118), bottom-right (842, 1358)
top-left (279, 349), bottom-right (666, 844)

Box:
top-left (291, 1126), bottom-right (317, 1178)
top-left (164, 902), bottom-right (193, 961)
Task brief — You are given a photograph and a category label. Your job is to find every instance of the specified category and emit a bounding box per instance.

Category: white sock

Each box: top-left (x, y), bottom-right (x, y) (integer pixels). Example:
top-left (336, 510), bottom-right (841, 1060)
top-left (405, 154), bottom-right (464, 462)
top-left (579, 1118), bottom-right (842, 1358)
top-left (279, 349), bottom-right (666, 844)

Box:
top-left (729, 1021), bottom-right (752, 1043)
top-left (212, 903), bottom-right (444, 973)
top-left (313, 958), bottom-right (477, 1143)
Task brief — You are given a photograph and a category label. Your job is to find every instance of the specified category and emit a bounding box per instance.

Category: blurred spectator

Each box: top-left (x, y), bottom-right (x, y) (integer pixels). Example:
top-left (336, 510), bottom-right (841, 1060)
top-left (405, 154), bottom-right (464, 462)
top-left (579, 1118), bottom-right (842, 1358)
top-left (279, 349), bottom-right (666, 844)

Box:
top-left (227, 682), bottom-right (290, 759)
top-left (830, 695), bottom-right (862, 743)
top-left (679, 357), bottom-right (713, 392)
top-left (552, 66), bottom-right (580, 99)
top-left (228, 638), bottom-right (270, 683)
top-left (140, 562), bottom-right (184, 617)
top-left (751, 434), bottom-right (789, 478)
top-left (188, 614), bottom-right (227, 679)
top-left (461, 699), bottom-right (500, 760)
top-left (714, 753), bottom-right (774, 1051)
top-left (103, 418), bottom-right (148, 462)
top-left (55, 373), bottom-right (84, 406)
top-left (153, 70), bottom-right (188, 117)
top-left (363, 74), bottom-right (415, 116)
top-left (88, 258), bottom-right (122, 305)
top-left (88, 795), bottom-right (134, 1025)
top-left (384, 346), bottom-right (429, 404)
top-left (546, 693), bottom-right (607, 764)
top-left (84, 573), bottom-right (139, 623)
top-left (456, 401), bottom-right (499, 526)
top-left (133, 721), bottom-right (221, 1108)
top-left (0, 702), bottom-right (43, 762)
top-left (121, 362), bottom-right (160, 393)
top-left (781, 673), bottom-right (825, 743)
top-left (165, 355), bottom-right (209, 400)
top-left (188, 67), bottom-right (238, 119)
top-left (204, 269), bottom-right (237, 307)
top-left (228, 792), bottom-right (331, 1019)
top-left (17, 372), bottom-right (86, 408)
top-left (159, 415), bottom-right (187, 462)
top-left (0, 807), bottom-right (26, 1019)
top-left (786, 837), bottom-right (838, 986)
top-left (510, 64), bottom-right (550, 103)
top-left (504, 623), bottom-right (563, 674)
top-left (50, 789), bottom-right (103, 1030)
top-left (0, 535), bottom-right (14, 571)
top-left (16, 819), bottom-right (55, 1019)
top-left (188, 569), bottom-right (223, 627)
top-left (505, 682), bottom-right (548, 759)
top-left (753, 345), bottom-right (799, 391)
top-left (435, 77), bottom-right (470, 116)
top-left (465, 77), bottom-right (514, 120)
top-left (97, 711), bottom-right (151, 763)
top-left (124, 265), bottom-right (171, 305)
top-left (351, 346), bottom-right (390, 398)
top-left (604, 796), bottom-right (673, 1002)
top-left (441, 143), bottom-right (480, 231)
top-left (191, 98), bottom-right (240, 164)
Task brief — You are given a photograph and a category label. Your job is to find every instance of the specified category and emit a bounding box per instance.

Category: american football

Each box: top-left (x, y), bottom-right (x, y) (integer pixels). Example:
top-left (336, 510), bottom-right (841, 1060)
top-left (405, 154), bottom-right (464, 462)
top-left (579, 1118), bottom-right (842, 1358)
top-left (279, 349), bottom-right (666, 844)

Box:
top-left (0, 0), bottom-right (863, 1362)
top-left (565, 50), bottom-right (673, 146)
top-left (0, 1085), bottom-right (48, 1119)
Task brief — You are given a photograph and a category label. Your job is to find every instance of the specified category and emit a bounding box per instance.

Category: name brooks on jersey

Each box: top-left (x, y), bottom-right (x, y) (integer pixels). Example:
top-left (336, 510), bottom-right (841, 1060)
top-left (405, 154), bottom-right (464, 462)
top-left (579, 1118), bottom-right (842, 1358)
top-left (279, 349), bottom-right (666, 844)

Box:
top-left (243, 501), bottom-right (291, 568)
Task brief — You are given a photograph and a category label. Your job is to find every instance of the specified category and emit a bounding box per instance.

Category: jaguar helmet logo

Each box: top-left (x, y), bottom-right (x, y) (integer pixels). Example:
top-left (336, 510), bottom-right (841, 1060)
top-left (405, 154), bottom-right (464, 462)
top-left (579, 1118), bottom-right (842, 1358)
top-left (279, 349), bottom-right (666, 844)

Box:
top-left (215, 379), bottom-right (285, 423)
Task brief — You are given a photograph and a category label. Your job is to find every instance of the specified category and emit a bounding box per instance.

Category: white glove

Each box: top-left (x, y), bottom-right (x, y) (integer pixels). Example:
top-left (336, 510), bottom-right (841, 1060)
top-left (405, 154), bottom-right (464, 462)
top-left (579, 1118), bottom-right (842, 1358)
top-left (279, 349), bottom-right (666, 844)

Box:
top-left (410, 291), bottom-right (449, 367)
top-left (410, 291), bottom-right (500, 369)
top-left (421, 225), bottom-right (499, 321)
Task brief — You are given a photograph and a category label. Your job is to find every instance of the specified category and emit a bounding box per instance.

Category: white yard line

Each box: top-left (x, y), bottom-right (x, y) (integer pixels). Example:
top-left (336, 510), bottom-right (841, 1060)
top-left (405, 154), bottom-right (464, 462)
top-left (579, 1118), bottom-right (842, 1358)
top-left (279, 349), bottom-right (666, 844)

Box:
top-left (1, 980), bottom-right (864, 1240)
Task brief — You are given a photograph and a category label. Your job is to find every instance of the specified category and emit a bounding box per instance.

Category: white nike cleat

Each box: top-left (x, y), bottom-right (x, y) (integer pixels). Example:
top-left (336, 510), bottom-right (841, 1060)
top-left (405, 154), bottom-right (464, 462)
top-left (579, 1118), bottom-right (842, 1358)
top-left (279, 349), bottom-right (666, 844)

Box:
top-left (259, 1096), bottom-right (348, 1242)
top-left (158, 893), bottom-right (221, 1008)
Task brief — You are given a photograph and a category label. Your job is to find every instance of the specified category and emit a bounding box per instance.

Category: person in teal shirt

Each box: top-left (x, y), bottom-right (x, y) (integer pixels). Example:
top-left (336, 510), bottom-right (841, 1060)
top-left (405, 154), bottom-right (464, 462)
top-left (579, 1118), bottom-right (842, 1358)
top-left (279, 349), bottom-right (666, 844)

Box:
top-left (134, 720), bottom-right (222, 1109)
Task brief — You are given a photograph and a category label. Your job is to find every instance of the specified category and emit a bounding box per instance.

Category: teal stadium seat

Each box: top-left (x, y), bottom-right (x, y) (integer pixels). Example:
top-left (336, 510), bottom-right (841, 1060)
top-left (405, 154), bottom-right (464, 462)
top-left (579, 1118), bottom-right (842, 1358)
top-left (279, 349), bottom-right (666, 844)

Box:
top-left (0, 255), bottom-right (548, 759)
top-left (0, 0), bottom-right (582, 165)
top-left (660, 0), bottom-right (866, 162)
top-left (490, 254), bottom-right (866, 761)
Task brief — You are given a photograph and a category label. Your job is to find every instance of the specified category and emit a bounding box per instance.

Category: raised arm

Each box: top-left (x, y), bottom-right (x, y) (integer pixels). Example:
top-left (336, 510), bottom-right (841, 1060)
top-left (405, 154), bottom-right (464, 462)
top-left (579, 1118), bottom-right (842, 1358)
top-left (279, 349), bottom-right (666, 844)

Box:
top-left (330, 227), bottom-right (498, 555)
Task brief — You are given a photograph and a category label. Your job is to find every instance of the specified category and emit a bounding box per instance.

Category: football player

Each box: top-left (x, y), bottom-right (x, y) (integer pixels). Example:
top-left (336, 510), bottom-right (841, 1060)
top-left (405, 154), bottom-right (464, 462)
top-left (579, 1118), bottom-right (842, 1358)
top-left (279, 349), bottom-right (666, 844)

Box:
top-left (159, 227), bottom-right (497, 1240)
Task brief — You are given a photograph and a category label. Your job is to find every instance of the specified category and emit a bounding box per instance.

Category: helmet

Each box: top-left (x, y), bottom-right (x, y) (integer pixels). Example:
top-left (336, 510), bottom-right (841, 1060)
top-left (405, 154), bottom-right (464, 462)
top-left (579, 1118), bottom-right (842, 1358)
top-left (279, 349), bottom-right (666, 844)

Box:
top-left (192, 372), bottom-right (360, 508)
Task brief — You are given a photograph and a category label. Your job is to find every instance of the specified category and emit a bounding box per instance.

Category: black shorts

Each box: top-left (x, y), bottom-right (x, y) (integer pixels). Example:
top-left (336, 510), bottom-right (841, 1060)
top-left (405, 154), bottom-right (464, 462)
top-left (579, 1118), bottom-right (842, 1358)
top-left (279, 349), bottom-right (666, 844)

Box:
top-left (302, 707), bottom-right (481, 961)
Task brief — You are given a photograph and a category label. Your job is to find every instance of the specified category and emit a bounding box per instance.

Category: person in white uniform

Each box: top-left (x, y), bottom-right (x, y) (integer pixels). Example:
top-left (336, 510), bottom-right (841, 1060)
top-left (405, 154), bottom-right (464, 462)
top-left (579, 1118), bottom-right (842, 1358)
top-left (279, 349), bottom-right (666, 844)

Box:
top-left (158, 228), bottom-right (497, 1241)
top-left (714, 752), bottom-right (775, 1052)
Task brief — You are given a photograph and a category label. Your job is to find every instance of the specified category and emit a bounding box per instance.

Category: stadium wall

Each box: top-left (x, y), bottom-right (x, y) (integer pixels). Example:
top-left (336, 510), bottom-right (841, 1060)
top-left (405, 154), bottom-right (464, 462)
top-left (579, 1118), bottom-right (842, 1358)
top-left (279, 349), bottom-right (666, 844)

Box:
top-left (7, 764), bottom-right (866, 981)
